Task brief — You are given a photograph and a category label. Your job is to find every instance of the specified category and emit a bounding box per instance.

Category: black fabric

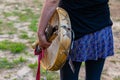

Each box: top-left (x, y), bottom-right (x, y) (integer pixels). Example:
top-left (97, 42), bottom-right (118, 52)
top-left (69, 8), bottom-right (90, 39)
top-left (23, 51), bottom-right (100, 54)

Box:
top-left (85, 59), bottom-right (105, 80)
top-left (59, 0), bottom-right (113, 40)
top-left (60, 58), bottom-right (105, 80)
top-left (60, 60), bottom-right (82, 80)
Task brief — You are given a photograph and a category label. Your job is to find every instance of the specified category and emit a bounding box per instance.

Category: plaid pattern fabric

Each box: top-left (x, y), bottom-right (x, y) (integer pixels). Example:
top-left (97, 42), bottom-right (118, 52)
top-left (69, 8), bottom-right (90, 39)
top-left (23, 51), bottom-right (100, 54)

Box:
top-left (69, 26), bottom-right (114, 62)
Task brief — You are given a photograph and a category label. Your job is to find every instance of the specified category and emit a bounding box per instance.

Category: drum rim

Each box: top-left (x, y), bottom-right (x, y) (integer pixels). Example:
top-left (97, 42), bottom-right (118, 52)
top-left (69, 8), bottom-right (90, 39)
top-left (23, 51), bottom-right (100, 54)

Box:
top-left (41, 7), bottom-right (71, 71)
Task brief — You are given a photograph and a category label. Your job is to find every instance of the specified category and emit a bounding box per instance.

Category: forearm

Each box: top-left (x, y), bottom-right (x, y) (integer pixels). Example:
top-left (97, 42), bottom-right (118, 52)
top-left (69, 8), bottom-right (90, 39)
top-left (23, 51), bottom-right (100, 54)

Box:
top-left (38, 0), bottom-right (60, 34)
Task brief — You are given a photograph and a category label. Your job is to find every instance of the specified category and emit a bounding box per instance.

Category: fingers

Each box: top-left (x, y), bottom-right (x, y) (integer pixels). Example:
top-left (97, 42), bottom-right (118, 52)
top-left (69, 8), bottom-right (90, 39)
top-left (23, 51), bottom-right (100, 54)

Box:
top-left (38, 33), bottom-right (51, 49)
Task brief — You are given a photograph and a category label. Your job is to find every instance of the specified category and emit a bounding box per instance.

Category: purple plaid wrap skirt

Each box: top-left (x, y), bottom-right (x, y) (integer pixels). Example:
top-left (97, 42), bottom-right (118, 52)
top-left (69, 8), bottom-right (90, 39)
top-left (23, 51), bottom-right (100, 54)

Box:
top-left (69, 26), bottom-right (114, 62)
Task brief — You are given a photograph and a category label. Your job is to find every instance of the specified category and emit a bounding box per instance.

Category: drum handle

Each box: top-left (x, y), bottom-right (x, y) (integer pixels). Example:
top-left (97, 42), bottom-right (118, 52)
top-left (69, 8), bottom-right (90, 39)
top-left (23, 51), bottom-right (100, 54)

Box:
top-left (32, 25), bottom-right (58, 53)
top-left (70, 28), bottom-right (75, 49)
top-left (61, 25), bottom-right (75, 50)
top-left (61, 25), bottom-right (75, 73)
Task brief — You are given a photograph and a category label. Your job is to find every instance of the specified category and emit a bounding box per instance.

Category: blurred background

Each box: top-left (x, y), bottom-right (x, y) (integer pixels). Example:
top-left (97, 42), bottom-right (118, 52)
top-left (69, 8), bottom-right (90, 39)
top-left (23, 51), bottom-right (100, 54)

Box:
top-left (0, 0), bottom-right (120, 80)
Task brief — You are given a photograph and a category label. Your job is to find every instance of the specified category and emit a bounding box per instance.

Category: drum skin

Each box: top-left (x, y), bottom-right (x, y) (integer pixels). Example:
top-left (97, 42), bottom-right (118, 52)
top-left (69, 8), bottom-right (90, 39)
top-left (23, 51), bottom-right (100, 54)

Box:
top-left (40, 7), bottom-right (72, 71)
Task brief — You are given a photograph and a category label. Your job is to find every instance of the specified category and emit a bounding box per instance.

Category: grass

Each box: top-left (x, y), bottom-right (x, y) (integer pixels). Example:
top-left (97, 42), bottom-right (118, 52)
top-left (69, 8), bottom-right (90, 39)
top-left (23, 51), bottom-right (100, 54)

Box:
top-left (28, 61), bottom-right (38, 69)
top-left (3, 12), bottom-right (13, 17)
top-left (33, 0), bottom-right (43, 8)
top-left (29, 19), bottom-right (38, 32)
top-left (3, 8), bottom-right (39, 32)
top-left (0, 57), bottom-right (27, 69)
top-left (40, 70), bottom-right (59, 80)
top-left (0, 40), bottom-right (26, 53)
top-left (28, 37), bottom-right (37, 44)
top-left (0, 19), bottom-right (3, 24)
top-left (19, 31), bottom-right (29, 39)
top-left (116, 50), bottom-right (120, 54)
top-left (19, 30), bottom-right (37, 43)
top-left (13, 56), bottom-right (27, 64)
top-left (116, 19), bottom-right (120, 21)
top-left (113, 76), bottom-right (120, 80)
top-left (3, 8), bottom-right (39, 22)
top-left (18, 9), bottom-right (33, 22)
top-left (28, 62), bottom-right (59, 80)
top-left (0, 21), bottom-right (17, 34)
top-left (44, 71), bottom-right (60, 80)
top-left (2, 3), bottom-right (41, 33)
top-left (0, 58), bottom-right (14, 69)
top-left (33, 0), bottom-right (40, 3)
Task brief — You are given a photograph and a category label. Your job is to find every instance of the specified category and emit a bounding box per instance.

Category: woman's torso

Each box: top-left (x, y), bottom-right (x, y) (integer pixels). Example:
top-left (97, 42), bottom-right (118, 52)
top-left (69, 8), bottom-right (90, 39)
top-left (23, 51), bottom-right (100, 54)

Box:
top-left (59, 0), bottom-right (113, 40)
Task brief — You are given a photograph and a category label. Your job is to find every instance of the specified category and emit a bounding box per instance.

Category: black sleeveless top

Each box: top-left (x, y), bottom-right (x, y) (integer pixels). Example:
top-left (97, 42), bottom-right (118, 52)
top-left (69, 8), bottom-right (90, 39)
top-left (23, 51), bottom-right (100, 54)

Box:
top-left (59, 0), bottom-right (113, 40)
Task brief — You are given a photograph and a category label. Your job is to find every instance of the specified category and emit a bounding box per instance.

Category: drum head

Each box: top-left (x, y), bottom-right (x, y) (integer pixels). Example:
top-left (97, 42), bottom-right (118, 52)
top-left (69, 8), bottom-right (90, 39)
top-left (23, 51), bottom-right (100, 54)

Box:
top-left (41, 7), bottom-right (71, 71)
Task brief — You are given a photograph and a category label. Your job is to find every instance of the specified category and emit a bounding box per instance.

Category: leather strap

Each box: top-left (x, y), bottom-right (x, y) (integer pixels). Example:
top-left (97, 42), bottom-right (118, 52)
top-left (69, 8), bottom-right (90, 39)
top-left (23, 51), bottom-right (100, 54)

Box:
top-left (34, 48), bottom-right (45, 80)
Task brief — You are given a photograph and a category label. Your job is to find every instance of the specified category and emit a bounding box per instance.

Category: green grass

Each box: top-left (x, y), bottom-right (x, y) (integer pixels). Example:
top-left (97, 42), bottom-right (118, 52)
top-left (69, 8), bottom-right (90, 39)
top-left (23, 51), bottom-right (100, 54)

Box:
top-left (113, 76), bottom-right (120, 80)
top-left (33, 0), bottom-right (40, 3)
top-left (0, 20), bottom-right (3, 24)
top-left (19, 31), bottom-right (29, 39)
top-left (28, 37), bottom-right (36, 44)
top-left (3, 12), bottom-right (13, 17)
top-left (2, 6), bottom-right (40, 32)
top-left (40, 70), bottom-right (59, 80)
top-left (13, 56), bottom-right (27, 64)
top-left (3, 8), bottom-right (40, 33)
top-left (0, 40), bottom-right (26, 53)
top-left (13, 9), bottom-right (33, 22)
top-left (44, 71), bottom-right (59, 80)
top-left (19, 31), bottom-right (37, 43)
top-left (29, 19), bottom-right (38, 32)
top-left (19, 9), bottom-right (39, 22)
top-left (0, 57), bottom-right (27, 69)
top-left (28, 61), bottom-right (59, 80)
top-left (115, 49), bottom-right (120, 54)
top-left (19, 33), bottom-right (29, 39)
top-left (33, 0), bottom-right (43, 8)
top-left (116, 19), bottom-right (120, 21)
top-left (3, 8), bottom-right (38, 22)
top-left (0, 21), bottom-right (17, 34)
top-left (28, 61), bottom-right (38, 69)
top-left (0, 58), bottom-right (14, 69)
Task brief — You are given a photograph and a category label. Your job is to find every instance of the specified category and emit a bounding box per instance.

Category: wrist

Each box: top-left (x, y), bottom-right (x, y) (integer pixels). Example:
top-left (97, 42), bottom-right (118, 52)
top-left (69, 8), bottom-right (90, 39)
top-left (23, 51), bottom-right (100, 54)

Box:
top-left (38, 31), bottom-right (45, 36)
top-left (38, 27), bottom-right (45, 35)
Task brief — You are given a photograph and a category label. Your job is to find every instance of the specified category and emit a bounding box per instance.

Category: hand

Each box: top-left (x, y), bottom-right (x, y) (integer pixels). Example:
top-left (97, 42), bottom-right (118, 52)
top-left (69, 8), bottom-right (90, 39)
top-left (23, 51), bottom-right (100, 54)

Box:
top-left (37, 31), bottom-right (51, 49)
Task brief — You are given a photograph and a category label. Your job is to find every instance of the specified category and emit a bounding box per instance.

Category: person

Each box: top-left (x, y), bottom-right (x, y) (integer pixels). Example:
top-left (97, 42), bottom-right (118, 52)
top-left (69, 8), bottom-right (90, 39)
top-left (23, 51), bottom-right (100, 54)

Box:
top-left (37, 0), bottom-right (114, 80)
